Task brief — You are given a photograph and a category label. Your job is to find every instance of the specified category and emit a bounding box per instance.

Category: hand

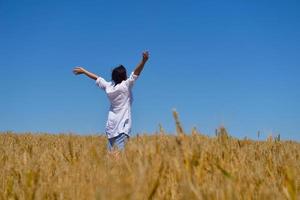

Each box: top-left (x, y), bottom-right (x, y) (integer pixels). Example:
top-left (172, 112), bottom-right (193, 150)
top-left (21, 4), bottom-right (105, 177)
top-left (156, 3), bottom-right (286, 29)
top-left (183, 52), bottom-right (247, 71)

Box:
top-left (142, 51), bottom-right (149, 62)
top-left (73, 67), bottom-right (86, 75)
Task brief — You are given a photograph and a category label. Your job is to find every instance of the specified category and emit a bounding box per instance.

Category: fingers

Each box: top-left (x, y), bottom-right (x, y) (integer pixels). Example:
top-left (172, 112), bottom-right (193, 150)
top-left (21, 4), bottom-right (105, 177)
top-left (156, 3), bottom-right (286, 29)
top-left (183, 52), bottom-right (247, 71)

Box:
top-left (73, 68), bottom-right (78, 74)
top-left (72, 67), bottom-right (82, 75)
top-left (73, 70), bottom-right (79, 75)
top-left (142, 51), bottom-right (149, 61)
top-left (143, 51), bottom-right (150, 58)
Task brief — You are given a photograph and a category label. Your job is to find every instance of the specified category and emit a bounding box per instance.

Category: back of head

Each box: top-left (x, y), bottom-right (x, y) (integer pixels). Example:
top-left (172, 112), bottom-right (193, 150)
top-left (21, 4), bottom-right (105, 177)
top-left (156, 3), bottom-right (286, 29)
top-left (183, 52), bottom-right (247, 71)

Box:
top-left (112, 65), bottom-right (127, 85)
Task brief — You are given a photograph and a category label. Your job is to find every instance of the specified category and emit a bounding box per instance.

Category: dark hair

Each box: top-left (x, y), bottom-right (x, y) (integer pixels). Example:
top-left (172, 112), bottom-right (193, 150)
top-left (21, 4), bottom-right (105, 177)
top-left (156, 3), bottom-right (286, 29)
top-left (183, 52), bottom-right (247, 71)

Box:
top-left (112, 65), bottom-right (127, 86)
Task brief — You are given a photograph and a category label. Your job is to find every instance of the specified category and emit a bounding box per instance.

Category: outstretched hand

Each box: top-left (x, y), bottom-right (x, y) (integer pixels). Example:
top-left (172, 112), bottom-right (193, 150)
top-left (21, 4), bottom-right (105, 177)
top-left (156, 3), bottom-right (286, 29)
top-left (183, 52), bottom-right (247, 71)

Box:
top-left (73, 67), bottom-right (86, 75)
top-left (142, 51), bottom-right (149, 62)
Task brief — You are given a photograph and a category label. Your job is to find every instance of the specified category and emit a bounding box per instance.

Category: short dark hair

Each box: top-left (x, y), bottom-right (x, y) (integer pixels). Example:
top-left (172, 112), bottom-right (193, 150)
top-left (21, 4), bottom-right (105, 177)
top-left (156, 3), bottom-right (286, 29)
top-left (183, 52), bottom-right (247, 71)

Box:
top-left (112, 65), bottom-right (127, 86)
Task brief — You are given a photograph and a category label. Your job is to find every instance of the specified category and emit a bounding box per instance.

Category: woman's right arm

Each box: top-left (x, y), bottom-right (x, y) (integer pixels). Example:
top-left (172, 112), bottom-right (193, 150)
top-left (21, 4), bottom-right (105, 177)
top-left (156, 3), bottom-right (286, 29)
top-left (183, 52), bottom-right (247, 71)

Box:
top-left (133, 51), bottom-right (149, 76)
top-left (73, 67), bottom-right (99, 80)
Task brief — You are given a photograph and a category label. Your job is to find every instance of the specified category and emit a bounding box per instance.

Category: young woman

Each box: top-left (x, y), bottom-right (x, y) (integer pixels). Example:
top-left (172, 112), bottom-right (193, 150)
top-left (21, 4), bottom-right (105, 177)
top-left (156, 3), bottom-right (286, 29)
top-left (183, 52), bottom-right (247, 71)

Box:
top-left (73, 51), bottom-right (149, 151)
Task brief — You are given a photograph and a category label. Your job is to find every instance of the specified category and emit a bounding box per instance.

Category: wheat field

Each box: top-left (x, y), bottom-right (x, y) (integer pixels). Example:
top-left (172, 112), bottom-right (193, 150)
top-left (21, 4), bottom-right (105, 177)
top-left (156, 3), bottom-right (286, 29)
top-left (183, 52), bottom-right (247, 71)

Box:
top-left (1, 115), bottom-right (299, 200)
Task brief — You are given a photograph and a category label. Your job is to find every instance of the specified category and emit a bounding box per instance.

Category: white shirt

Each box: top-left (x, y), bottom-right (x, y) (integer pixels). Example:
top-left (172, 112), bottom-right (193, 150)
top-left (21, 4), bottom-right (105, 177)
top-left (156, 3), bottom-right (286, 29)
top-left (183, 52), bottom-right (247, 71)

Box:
top-left (95, 72), bottom-right (138, 139)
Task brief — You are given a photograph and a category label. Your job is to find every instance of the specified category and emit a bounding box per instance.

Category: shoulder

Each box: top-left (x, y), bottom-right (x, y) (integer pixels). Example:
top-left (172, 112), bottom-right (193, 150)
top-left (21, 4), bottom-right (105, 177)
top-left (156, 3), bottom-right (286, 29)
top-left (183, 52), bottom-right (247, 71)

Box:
top-left (96, 77), bottom-right (113, 89)
top-left (124, 72), bottom-right (139, 87)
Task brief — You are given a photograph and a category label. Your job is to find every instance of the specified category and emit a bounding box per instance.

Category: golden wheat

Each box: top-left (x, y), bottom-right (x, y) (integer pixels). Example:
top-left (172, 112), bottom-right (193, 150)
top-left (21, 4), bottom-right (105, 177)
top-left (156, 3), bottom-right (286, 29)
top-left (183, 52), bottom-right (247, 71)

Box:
top-left (0, 117), bottom-right (299, 199)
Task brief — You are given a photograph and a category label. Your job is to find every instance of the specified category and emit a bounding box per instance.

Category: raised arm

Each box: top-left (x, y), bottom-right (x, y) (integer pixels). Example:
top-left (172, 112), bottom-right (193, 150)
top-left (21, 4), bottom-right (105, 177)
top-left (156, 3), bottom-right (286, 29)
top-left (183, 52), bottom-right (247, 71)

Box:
top-left (73, 67), bottom-right (99, 80)
top-left (133, 51), bottom-right (149, 76)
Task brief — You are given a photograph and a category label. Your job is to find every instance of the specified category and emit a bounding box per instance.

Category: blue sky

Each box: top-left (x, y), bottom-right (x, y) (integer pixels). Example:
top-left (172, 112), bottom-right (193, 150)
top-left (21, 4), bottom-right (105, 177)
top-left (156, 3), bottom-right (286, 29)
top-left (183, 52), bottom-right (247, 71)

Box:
top-left (1, 0), bottom-right (299, 140)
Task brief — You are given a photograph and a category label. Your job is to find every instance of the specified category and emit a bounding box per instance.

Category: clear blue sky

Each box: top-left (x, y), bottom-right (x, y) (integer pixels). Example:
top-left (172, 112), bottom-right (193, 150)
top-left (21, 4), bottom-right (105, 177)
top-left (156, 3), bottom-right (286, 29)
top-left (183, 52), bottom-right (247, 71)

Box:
top-left (1, 0), bottom-right (299, 140)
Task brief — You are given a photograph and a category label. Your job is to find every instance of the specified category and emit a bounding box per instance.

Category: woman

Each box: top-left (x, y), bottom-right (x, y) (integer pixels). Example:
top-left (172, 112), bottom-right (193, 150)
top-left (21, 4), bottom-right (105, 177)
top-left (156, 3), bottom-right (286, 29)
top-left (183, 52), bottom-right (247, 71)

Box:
top-left (73, 51), bottom-right (149, 151)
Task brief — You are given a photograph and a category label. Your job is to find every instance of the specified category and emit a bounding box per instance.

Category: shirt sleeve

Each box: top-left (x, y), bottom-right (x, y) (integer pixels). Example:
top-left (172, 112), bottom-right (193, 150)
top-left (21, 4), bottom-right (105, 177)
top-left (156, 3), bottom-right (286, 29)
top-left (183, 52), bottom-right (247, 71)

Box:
top-left (95, 76), bottom-right (109, 90)
top-left (125, 72), bottom-right (138, 88)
